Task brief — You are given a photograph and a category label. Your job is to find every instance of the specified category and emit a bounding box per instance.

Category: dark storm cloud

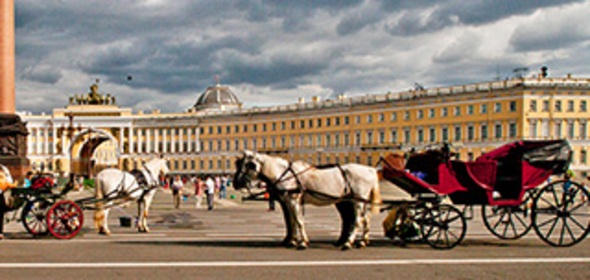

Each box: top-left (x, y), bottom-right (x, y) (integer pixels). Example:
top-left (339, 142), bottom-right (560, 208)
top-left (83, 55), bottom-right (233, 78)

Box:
top-left (12, 0), bottom-right (590, 113)
top-left (21, 65), bottom-right (63, 85)
top-left (382, 0), bottom-right (585, 36)
top-left (509, 13), bottom-right (590, 52)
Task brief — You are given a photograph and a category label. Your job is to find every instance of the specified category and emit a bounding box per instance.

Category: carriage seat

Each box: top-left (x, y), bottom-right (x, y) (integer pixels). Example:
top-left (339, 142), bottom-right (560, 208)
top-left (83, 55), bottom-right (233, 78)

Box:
top-left (30, 176), bottom-right (55, 193)
top-left (405, 150), bottom-right (445, 184)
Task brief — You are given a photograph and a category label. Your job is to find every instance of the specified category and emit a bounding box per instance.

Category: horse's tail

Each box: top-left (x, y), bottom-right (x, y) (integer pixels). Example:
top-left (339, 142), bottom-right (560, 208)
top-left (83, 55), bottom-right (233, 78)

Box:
top-left (370, 172), bottom-right (382, 214)
top-left (94, 175), bottom-right (105, 230)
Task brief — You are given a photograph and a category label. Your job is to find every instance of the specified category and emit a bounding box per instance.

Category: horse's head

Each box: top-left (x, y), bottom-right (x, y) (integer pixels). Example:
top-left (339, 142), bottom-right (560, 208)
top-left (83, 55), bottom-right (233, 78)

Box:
top-left (144, 157), bottom-right (170, 182)
top-left (233, 150), bottom-right (262, 191)
top-left (158, 158), bottom-right (170, 176)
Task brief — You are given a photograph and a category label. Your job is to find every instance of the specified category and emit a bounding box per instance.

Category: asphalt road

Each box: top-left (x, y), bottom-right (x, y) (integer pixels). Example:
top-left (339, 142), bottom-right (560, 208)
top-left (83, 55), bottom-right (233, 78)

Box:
top-left (0, 188), bottom-right (588, 280)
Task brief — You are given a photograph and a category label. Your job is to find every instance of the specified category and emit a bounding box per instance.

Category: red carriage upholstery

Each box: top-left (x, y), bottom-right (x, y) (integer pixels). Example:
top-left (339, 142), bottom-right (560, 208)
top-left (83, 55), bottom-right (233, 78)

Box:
top-left (31, 175), bottom-right (54, 190)
top-left (381, 140), bottom-right (572, 206)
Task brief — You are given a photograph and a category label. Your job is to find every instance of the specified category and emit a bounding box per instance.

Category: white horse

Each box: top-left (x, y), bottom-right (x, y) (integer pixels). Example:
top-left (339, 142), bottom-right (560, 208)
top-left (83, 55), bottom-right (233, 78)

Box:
top-left (234, 150), bottom-right (381, 250)
top-left (93, 157), bottom-right (169, 235)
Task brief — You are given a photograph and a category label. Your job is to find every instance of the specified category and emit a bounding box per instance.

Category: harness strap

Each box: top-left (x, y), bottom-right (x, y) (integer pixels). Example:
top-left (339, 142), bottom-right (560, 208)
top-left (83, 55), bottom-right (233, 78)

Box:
top-left (264, 160), bottom-right (360, 202)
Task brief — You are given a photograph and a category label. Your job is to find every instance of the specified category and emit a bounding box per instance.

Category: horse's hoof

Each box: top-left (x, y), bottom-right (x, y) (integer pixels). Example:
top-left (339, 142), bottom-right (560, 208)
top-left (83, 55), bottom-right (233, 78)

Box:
top-left (356, 240), bottom-right (367, 248)
top-left (284, 240), bottom-right (297, 248)
top-left (280, 238), bottom-right (295, 247)
top-left (296, 243), bottom-right (308, 250)
top-left (98, 229), bottom-right (111, 236)
top-left (333, 240), bottom-right (345, 247)
top-left (341, 242), bottom-right (352, 251)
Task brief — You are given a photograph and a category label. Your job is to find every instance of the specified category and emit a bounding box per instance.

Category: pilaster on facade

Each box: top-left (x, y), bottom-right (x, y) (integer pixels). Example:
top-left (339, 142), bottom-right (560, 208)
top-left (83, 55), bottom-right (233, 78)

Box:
top-left (118, 126), bottom-right (124, 154)
top-left (178, 127), bottom-right (184, 153)
top-left (170, 128), bottom-right (176, 153)
top-left (186, 127), bottom-right (192, 152)
top-left (154, 128), bottom-right (159, 154)
top-left (146, 128), bottom-right (151, 154)
top-left (129, 125), bottom-right (134, 154)
top-left (162, 128), bottom-right (168, 153)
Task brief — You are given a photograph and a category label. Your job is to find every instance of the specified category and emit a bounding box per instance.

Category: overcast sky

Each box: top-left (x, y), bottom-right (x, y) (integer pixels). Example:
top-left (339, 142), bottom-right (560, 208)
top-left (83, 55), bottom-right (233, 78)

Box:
top-left (14, 0), bottom-right (590, 114)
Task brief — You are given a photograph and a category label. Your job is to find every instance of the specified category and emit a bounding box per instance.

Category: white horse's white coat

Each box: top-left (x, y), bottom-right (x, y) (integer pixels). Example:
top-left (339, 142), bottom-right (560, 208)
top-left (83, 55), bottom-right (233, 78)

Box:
top-left (235, 151), bottom-right (381, 249)
top-left (93, 157), bottom-right (169, 235)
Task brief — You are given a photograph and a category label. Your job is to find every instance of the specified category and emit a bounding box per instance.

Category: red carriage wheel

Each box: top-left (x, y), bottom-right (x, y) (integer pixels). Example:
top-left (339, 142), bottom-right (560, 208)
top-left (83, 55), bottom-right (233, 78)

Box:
top-left (21, 199), bottom-right (51, 236)
top-left (46, 200), bottom-right (84, 239)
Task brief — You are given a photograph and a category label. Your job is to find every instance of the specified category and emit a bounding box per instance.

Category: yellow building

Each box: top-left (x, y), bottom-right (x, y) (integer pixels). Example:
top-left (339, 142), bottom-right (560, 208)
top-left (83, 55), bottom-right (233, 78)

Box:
top-left (20, 73), bottom-right (590, 178)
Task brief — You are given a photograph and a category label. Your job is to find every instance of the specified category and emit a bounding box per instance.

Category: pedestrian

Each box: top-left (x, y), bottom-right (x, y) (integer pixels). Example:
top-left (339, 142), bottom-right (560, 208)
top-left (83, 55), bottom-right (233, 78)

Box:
top-left (194, 176), bottom-right (203, 208)
top-left (171, 175), bottom-right (183, 209)
top-left (0, 168), bottom-right (17, 239)
top-left (205, 176), bottom-right (215, 211)
top-left (219, 176), bottom-right (227, 200)
top-left (23, 171), bottom-right (33, 188)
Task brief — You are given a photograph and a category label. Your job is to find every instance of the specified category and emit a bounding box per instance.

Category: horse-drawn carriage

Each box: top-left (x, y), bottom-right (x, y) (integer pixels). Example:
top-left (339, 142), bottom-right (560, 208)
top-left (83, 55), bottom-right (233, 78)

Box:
top-left (1, 157), bottom-right (169, 239)
top-left (379, 139), bottom-right (590, 249)
top-left (1, 172), bottom-right (62, 237)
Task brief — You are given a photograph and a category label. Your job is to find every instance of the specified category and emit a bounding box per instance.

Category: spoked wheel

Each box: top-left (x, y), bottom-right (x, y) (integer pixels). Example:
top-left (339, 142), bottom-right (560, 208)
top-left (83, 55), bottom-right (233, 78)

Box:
top-left (482, 189), bottom-right (535, 240)
top-left (46, 200), bottom-right (84, 239)
top-left (21, 199), bottom-right (51, 236)
top-left (420, 204), bottom-right (466, 249)
top-left (532, 180), bottom-right (590, 247)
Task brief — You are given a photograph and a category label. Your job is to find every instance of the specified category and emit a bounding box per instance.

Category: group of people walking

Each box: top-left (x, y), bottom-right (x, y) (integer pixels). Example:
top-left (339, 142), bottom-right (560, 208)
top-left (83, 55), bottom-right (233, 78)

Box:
top-left (165, 175), bottom-right (231, 211)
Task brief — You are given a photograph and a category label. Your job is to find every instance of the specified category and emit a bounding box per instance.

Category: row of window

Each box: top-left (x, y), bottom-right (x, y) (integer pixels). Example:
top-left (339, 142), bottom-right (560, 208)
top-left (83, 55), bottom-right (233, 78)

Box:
top-left (199, 123), bottom-right (520, 152)
top-left (530, 99), bottom-right (587, 112)
top-left (529, 120), bottom-right (587, 139)
top-left (200, 102), bottom-right (519, 136)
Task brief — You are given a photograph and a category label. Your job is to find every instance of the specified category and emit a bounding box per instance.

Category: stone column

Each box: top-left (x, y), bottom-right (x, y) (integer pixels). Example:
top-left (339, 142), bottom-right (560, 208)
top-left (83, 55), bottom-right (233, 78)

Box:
top-left (0, 0), bottom-right (15, 114)
top-left (162, 129), bottom-right (167, 153)
top-left (186, 127), bottom-right (192, 152)
top-left (129, 126), bottom-right (134, 154)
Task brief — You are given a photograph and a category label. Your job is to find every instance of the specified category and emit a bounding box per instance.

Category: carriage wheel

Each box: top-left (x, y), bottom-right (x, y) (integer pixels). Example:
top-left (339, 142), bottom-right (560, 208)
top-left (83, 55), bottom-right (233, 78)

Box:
top-left (532, 180), bottom-right (590, 247)
top-left (481, 189), bottom-right (535, 240)
top-left (420, 204), bottom-right (466, 249)
top-left (46, 200), bottom-right (84, 239)
top-left (21, 199), bottom-right (51, 236)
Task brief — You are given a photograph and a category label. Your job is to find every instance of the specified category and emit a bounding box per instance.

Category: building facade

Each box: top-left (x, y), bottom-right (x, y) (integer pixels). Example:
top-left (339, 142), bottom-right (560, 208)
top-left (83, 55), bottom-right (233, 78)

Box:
top-left (20, 73), bottom-right (590, 178)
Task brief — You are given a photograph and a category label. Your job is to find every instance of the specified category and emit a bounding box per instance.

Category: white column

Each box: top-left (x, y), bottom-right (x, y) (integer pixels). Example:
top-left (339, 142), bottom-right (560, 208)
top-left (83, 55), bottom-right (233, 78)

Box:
top-left (118, 127), bottom-right (124, 154)
top-left (138, 128), bottom-right (143, 153)
top-left (162, 129), bottom-right (168, 153)
top-left (170, 128), bottom-right (176, 153)
top-left (179, 127), bottom-right (184, 153)
top-left (44, 126), bottom-right (49, 154)
top-left (154, 128), bottom-right (159, 153)
top-left (187, 127), bottom-right (192, 152)
top-left (129, 126), bottom-right (134, 154)
top-left (36, 127), bottom-right (41, 154)
top-left (52, 126), bottom-right (57, 155)
top-left (146, 128), bottom-right (151, 153)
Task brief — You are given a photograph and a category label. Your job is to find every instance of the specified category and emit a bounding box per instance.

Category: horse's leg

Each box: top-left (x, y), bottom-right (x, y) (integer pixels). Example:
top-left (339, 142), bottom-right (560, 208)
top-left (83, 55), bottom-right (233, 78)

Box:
top-left (137, 199), bottom-right (146, 232)
top-left (94, 206), bottom-right (106, 234)
top-left (100, 207), bottom-right (112, 235)
top-left (342, 203), bottom-right (362, 250)
top-left (359, 203), bottom-right (372, 248)
top-left (334, 201), bottom-right (355, 247)
top-left (288, 195), bottom-right (308, 250)
top-left (277, 196), bottom-right (296, 247)
top-left (141, 192), bottom-right (156, 233)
